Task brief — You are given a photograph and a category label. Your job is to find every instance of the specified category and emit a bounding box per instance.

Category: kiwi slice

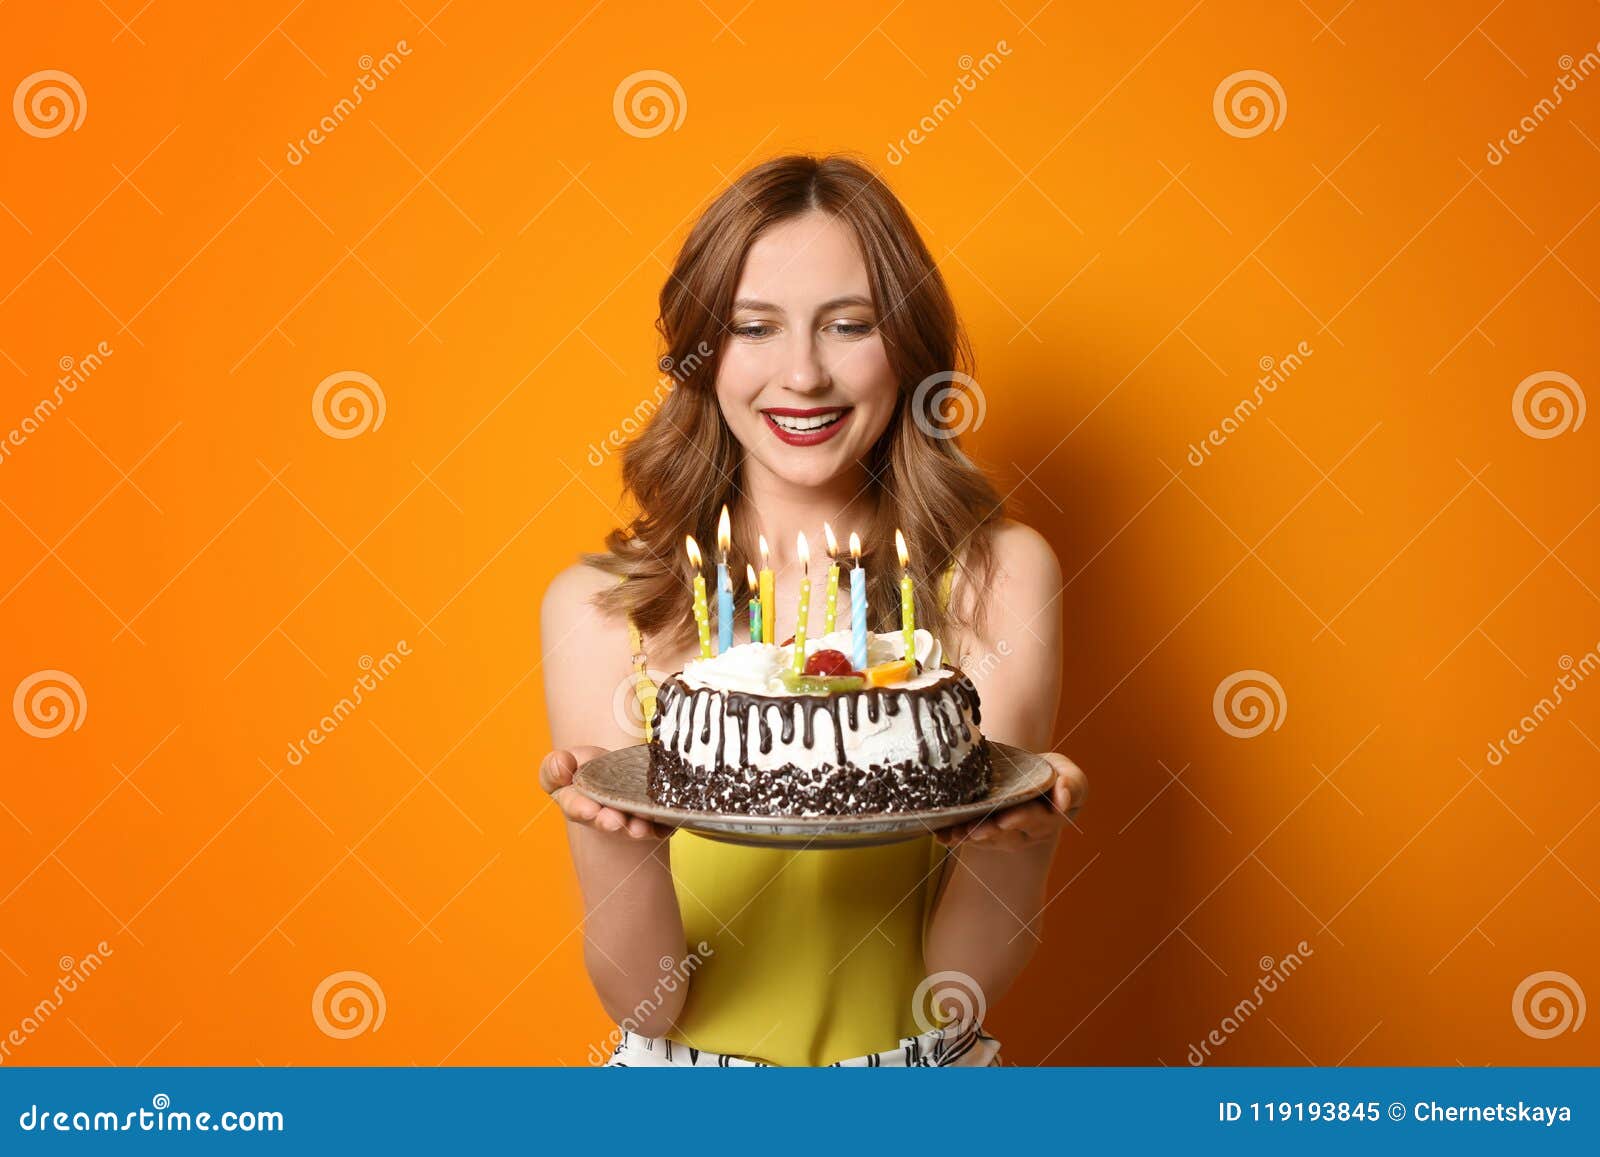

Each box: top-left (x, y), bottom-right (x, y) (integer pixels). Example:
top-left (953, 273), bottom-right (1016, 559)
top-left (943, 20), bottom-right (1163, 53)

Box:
top-left (778, 671), bottom-right (866, 694)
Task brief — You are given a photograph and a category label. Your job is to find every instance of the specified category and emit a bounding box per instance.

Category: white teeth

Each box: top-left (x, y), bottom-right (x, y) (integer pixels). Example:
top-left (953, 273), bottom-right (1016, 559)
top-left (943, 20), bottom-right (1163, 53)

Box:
top-left (767, 410), bottom-right (844, 433)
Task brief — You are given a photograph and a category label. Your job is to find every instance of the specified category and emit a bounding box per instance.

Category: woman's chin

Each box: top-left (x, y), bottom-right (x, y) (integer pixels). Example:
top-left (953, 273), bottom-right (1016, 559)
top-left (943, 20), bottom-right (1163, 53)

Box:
top-left (761, 449), bottom-right (857, 490)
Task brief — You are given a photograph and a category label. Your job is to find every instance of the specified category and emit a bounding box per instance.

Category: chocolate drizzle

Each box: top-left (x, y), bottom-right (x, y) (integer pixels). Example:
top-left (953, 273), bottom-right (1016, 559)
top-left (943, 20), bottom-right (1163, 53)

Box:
top-left (652, 668), bottom-right (984, 768)
top-left (648, 738), bottom-right (992, 817)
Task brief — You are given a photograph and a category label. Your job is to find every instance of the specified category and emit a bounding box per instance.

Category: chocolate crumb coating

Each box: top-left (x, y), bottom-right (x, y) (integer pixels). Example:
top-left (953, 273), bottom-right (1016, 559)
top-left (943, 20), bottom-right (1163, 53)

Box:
top-left (646, 666), bottom-right (991, 816)
top-left (648, 738), bottom-right (992, 816)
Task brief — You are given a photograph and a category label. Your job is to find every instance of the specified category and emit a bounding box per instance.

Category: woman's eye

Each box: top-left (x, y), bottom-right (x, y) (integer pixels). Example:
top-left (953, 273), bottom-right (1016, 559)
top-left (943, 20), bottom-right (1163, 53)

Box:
top-left (826, 321), bottom-right (874, 337)
top-left (733, 323), bottom-right (776, 339)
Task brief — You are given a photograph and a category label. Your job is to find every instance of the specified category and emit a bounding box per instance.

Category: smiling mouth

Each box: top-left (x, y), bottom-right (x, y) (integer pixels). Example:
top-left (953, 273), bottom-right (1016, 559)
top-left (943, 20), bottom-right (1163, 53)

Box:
top-left (761, 406), bottom-right (853, 446)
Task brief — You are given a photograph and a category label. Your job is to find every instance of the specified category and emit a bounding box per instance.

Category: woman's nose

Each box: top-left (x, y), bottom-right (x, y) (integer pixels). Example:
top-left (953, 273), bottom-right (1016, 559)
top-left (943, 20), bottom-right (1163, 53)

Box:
top-left (782, 334), bottom-right (829, 393)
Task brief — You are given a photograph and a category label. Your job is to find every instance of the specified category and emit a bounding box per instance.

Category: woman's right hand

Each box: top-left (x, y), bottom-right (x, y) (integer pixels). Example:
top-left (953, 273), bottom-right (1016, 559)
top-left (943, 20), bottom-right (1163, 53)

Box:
top-left (540, 746), bottom-right (676, 840)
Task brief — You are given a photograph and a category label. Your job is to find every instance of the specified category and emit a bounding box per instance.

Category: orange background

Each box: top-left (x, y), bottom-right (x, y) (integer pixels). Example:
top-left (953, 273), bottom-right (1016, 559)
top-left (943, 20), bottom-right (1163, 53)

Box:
top-left (2, 0), bottom-right (1598, 1066)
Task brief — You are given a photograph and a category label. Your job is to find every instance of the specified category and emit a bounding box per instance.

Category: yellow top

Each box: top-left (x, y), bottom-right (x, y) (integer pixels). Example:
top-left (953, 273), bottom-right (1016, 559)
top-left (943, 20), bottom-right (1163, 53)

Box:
top-left (626, 562), bottom-right (958, 1066)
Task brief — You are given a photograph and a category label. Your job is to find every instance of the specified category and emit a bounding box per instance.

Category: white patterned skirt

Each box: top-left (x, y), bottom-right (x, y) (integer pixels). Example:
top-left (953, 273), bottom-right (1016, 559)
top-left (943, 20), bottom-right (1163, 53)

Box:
top-left (602, 1022), bottom-right (1002, 1068)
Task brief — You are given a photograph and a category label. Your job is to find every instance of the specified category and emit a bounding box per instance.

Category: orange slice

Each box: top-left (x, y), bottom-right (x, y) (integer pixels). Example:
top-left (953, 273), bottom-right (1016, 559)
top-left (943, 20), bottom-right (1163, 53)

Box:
top-left (863, 659), bottom-right (914, 687)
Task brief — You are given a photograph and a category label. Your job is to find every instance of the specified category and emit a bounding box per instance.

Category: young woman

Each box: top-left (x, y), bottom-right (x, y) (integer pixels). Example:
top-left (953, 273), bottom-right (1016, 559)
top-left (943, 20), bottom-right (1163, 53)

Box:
top-left (539, 154), bottom-right (1088, 1067)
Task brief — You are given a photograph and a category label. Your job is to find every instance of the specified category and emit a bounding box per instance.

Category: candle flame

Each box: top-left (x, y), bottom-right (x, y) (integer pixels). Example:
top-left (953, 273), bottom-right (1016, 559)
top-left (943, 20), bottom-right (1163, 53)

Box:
top-left (759, 534), bottom-right (769, 565)
top-left (685, 534), bottom-right (703, 569)
top-left (796, 531), bottom-right (810, 570)
top-left (717, 505), bottom-right (731, 558)
top-left (746, 563), bottom-right (758, 592)
top-left (823, 521), bottom-right (838, 556)
top-left (895, 527), bottom-right (910, 569)
top-left (849, 531), bottom-right (862, 561)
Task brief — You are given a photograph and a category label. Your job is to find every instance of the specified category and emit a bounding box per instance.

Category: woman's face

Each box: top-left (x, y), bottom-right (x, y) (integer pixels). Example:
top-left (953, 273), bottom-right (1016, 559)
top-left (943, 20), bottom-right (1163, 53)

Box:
top-left (715, 211), bottom-right (899, 490)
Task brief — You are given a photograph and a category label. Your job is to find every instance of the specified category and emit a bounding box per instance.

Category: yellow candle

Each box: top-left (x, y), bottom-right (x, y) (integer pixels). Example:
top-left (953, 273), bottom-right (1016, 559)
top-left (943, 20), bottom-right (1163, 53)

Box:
top-left (822, 521), bottom-right (841, 635)
top-left (896, 528), bottom-right (915, 665)
top-left (686, 535), bottom-right (712, 660)
top-left (758, 534), bottom-right (775, 645)
top-left (791, 532), bottom-right (811, 675)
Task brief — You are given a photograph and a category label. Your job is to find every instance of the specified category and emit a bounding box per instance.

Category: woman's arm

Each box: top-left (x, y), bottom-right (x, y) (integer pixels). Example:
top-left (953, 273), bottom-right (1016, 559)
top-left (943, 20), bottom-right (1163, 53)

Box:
top-left (540, 563), bottom-right (688, 1035)
top-left (923, 521), bottom-right (1087, 1010)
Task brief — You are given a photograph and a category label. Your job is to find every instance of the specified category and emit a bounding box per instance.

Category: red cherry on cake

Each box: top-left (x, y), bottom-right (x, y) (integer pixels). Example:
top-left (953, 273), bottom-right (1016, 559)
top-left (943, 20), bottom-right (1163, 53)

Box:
top-left (803, 649), bottom-right (857, 677)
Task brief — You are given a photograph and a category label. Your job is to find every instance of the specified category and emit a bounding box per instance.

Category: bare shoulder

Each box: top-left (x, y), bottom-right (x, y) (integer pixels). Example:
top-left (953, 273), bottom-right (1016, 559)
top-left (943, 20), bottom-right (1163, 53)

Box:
top-left (946, 519), bottom-right (1062, 654)
top-left (540, 561), bottom-right (635, 750)
top-left (987, 519), bottom-right (1062, 589)
top-left (540, 561), bottom-right (632, 660)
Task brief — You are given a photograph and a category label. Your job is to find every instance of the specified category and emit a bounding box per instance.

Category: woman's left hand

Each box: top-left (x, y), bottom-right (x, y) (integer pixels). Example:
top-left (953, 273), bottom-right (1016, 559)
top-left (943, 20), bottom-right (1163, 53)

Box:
top-left (934, 752), bottom-right (1088, 851)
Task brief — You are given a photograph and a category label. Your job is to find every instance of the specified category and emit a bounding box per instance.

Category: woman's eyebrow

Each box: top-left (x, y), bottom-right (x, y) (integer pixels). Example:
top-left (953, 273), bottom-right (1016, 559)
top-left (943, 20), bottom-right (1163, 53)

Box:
top-left (731, 294), bottom-right (876, 313)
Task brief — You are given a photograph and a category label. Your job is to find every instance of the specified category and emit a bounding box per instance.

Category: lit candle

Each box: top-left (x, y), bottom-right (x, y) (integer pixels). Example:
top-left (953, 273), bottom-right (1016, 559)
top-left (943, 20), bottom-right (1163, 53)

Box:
top-left (686, 535), bottom-right (712, 660)
top-left (715, 505), bottom-right (733, 654)
top-left (791, 531), bottom-right (811, 675)
top-left (746, 563), bottom-right (762, 642)
top-left (758, 534), bottom-right (775, 645)
top-left (822, 521), bottom-right (841, 635)
top-left (896, 528), bottom-right (915, 665)
top-left (849, 531), bottom-right (867, 671)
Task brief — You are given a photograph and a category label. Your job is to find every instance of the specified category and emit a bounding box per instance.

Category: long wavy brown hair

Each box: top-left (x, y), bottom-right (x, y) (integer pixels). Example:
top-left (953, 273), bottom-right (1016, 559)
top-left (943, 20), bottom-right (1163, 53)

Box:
top-left (585, 153), bottom-right (1006, 657)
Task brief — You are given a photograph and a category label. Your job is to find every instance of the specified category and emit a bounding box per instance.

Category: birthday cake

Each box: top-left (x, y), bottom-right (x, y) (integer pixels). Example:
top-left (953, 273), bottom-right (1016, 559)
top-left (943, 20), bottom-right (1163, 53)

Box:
top-left (647, 628), bottom-right (990, 817)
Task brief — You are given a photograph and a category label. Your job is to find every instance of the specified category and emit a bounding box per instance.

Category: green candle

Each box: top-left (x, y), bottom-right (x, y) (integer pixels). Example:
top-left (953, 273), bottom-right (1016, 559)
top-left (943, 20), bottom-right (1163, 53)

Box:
top-left (822, 521), bottom-right (841, 635)
top-left (790, 532), bottom-right (811, 675)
